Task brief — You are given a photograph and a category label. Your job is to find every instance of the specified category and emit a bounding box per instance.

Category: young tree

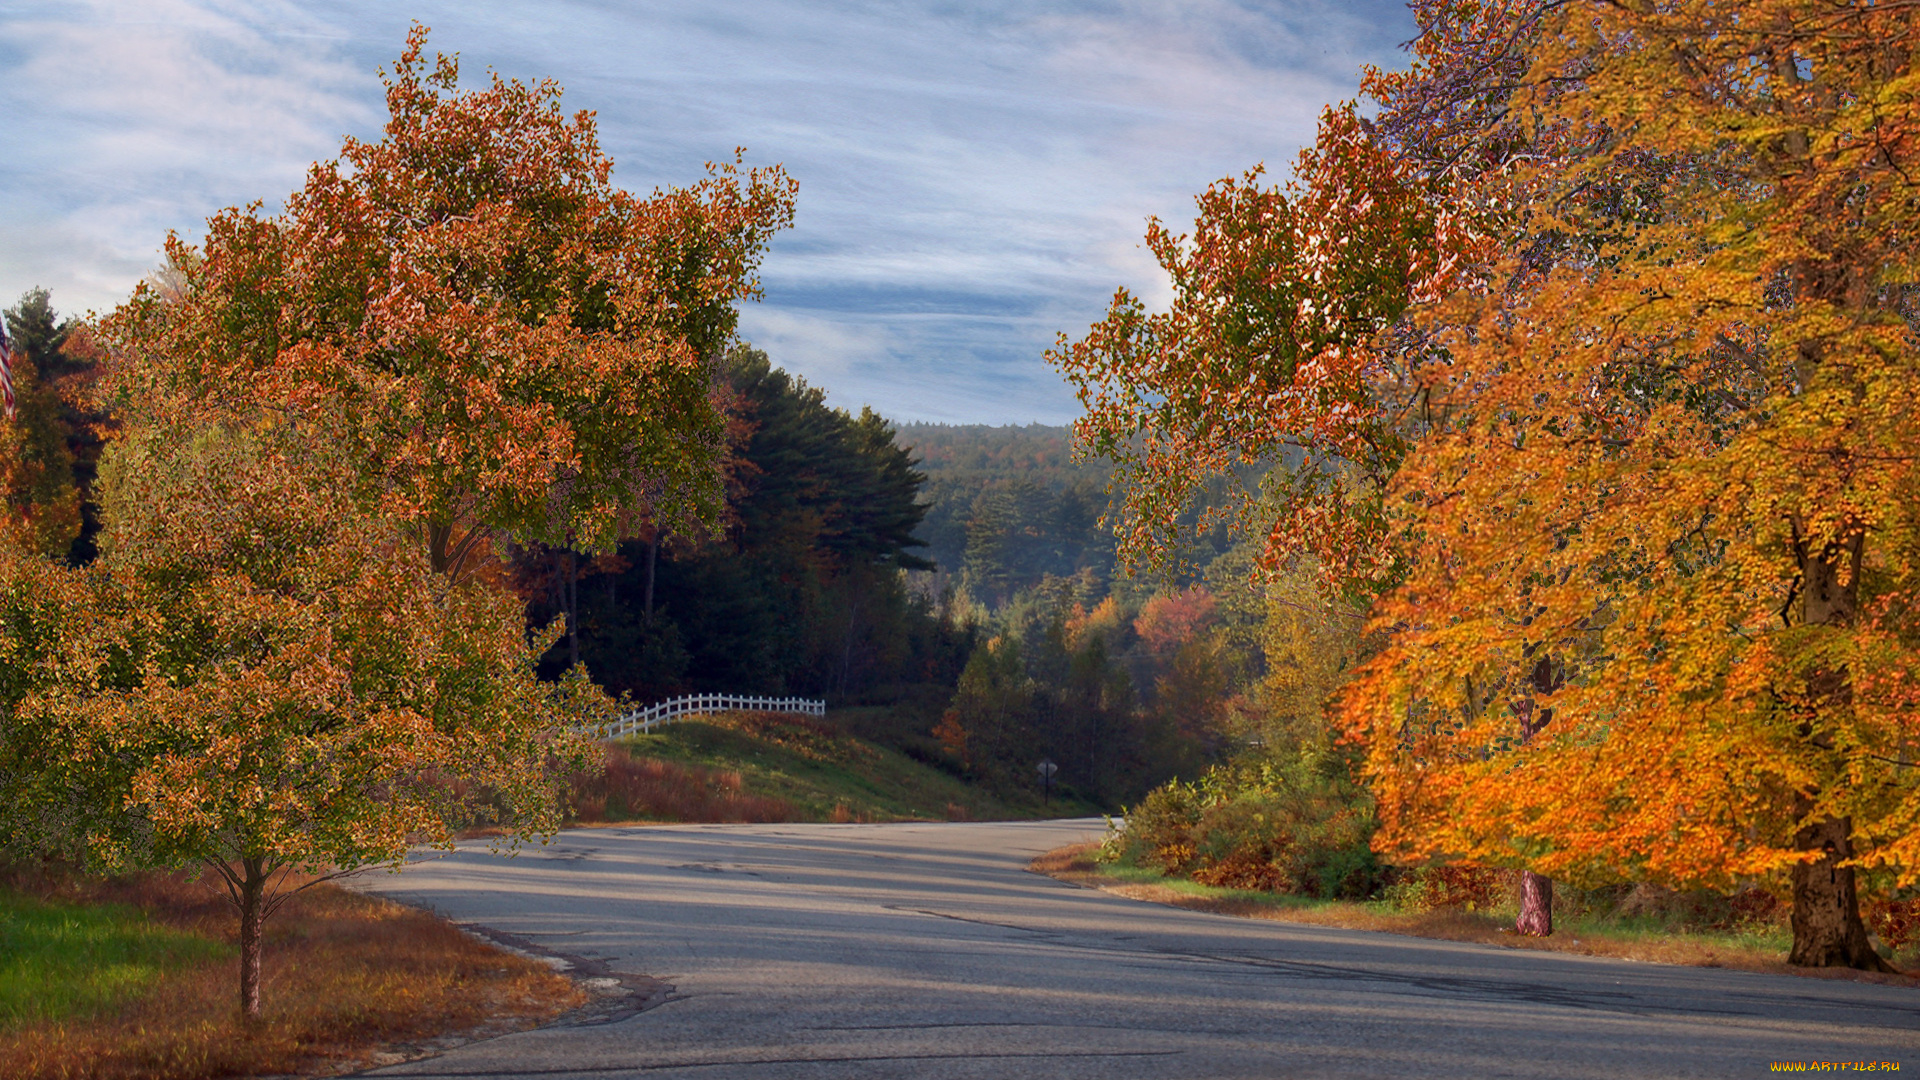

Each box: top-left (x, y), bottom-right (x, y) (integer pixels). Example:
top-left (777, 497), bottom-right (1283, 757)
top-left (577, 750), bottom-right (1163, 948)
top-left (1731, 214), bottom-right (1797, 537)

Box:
top-left (91, 418), bottom-right (604, 1019)
top-left (0, 415), bottom-right (605, 1021)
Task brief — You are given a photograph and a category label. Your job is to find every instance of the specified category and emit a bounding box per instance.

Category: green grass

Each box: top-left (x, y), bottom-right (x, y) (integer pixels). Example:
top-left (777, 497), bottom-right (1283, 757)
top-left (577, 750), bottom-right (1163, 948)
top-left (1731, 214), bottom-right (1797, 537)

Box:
top-left (1096, 861), bottom-right (1343, 909)
top-left (1063, 850), bottom-right (1826, 971)
top-left (1546, 909), bottom-right (1795, 957)
top-left (1090, 851), bottom-right (1798, 952)
top-left (0, 890), bottom-right (226, 1028)
top-left (618, 714), bottom-right (1100, 822)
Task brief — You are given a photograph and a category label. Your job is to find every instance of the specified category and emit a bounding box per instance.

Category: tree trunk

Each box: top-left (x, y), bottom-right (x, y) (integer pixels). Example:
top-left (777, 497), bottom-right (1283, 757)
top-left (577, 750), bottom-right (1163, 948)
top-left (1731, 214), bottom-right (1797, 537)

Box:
top-left (1788, 812), bottom-right (1894, 970)
top-left (1516, 870), bottom-right (1553, 936)
top-left (644, 534), bottom-right (659, 622)
top-left (566, 547), bottom-right (579, 670)
top-left (837, 596), bottom-right (862, 697)
top-left (1087, 710), bottom-right (1097, 796)
top-left (424, 519), bottom-right (485, 581)
top-left (237, 858), bottom-right (267, 1022)
top-left (1784, 533), bottom-right (1888, 970)
top-left (1515, 655), bottom-right (1557, 937)
top-left (426, 521), bottom-right (453, 576)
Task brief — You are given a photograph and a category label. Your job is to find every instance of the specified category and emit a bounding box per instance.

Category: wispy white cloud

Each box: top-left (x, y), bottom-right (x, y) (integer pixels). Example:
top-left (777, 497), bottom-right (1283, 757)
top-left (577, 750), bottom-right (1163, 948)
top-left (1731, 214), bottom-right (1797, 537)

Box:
top-left (0, 0), bottom-right (373, 312)
top-left (734, 306), bottom-right (894, 385)
top-left (0, 0), bottom-right (1414, 419)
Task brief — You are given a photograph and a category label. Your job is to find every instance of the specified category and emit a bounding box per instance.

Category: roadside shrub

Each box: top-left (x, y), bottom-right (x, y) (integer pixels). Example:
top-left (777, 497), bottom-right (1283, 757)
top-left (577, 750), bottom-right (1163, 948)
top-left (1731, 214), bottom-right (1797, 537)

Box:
top-left (1380, 865), bottom-right (1507, 913)
top-left (1099, 780), bottom-right (1203, 871)
top-left (1102, 743), bottom-right (1383, 899)
top-left (1313, 841), bottom-right (1386, 902)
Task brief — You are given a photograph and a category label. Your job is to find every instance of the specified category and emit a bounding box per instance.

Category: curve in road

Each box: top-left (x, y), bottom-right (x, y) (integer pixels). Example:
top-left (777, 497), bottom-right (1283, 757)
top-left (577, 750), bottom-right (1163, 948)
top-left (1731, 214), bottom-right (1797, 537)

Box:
top-left (353, 820), bottom-right (1919, 1079)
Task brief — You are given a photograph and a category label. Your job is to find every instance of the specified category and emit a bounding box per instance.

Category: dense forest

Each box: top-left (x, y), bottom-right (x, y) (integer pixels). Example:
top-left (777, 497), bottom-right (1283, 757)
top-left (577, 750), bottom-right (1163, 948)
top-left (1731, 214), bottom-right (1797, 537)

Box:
top-left (494, 365), bottom-right (1287, 811)
top-left (895, 423), bottom-right (1117, 607)
top-left (527, 345), bottom-right (970, 709)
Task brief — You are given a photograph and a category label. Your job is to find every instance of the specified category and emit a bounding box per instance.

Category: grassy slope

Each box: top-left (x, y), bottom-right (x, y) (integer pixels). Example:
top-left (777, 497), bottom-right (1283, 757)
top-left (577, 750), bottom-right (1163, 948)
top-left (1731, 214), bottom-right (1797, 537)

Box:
top-left (1032, 844), bottom-right (1920, 987)
top-left (611, 711), bottom-right (1099, 823)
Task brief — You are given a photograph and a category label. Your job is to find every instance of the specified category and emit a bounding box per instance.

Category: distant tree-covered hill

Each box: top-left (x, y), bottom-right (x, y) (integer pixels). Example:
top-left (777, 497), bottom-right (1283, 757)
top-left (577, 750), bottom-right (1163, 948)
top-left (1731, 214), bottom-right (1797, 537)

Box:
top-left (896, 423), bottom-right (1118, 607)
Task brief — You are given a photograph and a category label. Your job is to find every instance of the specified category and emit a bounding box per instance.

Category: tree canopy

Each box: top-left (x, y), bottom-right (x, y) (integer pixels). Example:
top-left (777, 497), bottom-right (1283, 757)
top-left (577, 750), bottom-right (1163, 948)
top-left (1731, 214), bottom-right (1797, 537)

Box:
top-left (1055, 0), bottom-right (1920, 968)
top-left (97, 25), bottom-right (796, 579)
top-left (1344, 0), bottom-right (1920, 970)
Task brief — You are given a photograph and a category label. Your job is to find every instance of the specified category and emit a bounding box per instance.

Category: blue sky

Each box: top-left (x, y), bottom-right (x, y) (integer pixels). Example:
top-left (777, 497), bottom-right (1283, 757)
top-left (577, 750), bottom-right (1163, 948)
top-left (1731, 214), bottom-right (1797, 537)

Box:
top-left (1, 0), bottom-right (1416, 423)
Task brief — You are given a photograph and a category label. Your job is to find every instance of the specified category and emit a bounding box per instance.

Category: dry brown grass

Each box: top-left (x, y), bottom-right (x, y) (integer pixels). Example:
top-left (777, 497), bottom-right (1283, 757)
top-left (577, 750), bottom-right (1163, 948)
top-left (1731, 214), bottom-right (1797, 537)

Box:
top-left (1030, 844), bottom-right (1920, 989)
top-left (0, 865), bottom-right (585, 1079)
top-left (571, 742), bottom-right (796, 824)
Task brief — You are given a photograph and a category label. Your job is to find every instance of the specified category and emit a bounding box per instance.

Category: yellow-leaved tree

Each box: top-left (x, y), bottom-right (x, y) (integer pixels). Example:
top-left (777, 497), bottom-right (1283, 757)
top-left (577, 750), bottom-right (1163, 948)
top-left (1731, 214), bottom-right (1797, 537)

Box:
top-left (1055, 0), bottom-right (1919, 969)
top-left (1344, 0), bottom-right (1920, 971)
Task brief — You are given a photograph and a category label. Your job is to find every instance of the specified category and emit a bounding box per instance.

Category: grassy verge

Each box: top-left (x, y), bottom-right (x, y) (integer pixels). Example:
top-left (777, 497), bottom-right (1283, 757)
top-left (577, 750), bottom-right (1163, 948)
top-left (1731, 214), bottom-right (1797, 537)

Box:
top-left (575, 710), bottom-right (1097, 825)
top-left (0, 893), bottom-right (224, 1028)
top-left (0, 867), bottom-right (584, 1079)
top-left (1031, 844), bottom-right (1920, 988)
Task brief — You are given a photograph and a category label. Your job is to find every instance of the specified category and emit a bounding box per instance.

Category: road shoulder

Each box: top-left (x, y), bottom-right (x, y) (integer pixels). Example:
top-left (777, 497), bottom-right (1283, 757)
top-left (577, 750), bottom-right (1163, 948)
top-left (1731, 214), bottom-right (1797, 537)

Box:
top-left (1029, 842), bottom-right (1920, 990)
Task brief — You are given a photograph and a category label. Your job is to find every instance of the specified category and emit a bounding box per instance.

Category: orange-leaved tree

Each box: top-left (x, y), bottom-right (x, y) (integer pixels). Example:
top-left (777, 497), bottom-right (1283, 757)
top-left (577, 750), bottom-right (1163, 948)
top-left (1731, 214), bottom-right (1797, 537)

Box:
top-left (27, 415), bottom-right (605, 1019)
top-left (1049, 104), bottom-right (1445, 599)
top-left (1046, 99), bottom-right (1516, 909)
top-left (100, 24), bottom-right (796, 581)
top-left (1342, 0), bottom-right (1920, 970)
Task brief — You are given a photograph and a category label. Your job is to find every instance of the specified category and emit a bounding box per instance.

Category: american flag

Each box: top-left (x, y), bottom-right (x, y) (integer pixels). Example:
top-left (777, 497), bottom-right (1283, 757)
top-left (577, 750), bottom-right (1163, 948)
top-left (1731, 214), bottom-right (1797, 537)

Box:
top-left (0, 319), bottom-right (13, 420)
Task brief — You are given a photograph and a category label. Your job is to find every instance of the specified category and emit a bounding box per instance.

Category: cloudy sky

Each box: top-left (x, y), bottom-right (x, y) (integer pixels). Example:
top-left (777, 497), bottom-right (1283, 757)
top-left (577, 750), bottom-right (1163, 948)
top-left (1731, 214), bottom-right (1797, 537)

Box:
top-left (1, 0), bottom-right (1416, 423)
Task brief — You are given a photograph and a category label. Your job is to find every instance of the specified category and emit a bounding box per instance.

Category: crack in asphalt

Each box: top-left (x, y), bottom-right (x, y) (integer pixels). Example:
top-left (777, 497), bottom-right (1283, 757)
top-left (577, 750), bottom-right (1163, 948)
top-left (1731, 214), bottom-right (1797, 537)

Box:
top-left (456, 924), bottom-right (678, 1027)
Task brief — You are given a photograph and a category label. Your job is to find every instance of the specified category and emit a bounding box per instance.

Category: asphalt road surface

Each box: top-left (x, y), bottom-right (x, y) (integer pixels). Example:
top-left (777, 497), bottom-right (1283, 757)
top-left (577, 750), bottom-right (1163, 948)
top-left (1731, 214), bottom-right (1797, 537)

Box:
top-left (353, 820), bottom-right (1919, 1079)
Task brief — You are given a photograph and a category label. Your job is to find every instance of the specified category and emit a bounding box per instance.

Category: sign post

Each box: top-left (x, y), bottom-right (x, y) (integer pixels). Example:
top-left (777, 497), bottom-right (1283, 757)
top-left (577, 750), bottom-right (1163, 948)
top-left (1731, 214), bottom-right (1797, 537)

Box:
top-left (1036, 758), bottom-right (1058, 806)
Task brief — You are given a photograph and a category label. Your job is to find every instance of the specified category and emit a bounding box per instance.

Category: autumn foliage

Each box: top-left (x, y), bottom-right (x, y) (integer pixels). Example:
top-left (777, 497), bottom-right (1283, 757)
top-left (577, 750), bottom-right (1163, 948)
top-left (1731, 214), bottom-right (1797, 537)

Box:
top-left (1049, 105), bottom-right (1452, 594)
top-left (1057, 0), bottom-right (1920, 969)
top-left (0, 25), bottom-right (794, 1020)
top-left (1343, 0), bottom-right (1920, 971)
top-left (102, 27), bottom-right (795, 576)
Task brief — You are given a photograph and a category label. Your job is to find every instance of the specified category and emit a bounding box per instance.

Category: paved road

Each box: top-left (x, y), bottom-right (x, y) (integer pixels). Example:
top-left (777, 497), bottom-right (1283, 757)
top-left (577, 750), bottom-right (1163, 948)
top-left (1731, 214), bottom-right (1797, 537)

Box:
top-left (354, 820), bottom-right (1918, 1079)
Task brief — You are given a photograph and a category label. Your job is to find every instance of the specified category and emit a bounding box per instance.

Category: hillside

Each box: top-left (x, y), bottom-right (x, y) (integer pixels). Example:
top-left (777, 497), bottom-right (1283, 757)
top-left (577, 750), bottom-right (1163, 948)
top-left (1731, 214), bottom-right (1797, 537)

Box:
top-left (571, 710), bottom-right (1098, 825)
top-left (895, 423), bottom-right (1119, 605)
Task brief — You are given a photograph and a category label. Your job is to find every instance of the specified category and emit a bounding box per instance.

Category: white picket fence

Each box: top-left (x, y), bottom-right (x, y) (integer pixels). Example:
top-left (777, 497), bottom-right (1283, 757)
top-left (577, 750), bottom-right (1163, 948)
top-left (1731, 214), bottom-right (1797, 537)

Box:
top-left (599, 693), bottom-right (826, 740)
